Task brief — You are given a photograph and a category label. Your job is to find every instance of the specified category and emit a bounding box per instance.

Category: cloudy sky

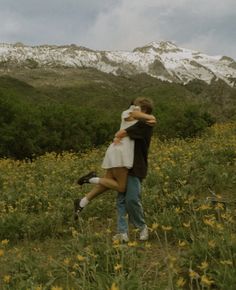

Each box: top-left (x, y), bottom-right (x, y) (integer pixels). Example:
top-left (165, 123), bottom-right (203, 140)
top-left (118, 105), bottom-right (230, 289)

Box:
top-left (0, 0), bottom-right (235, 59)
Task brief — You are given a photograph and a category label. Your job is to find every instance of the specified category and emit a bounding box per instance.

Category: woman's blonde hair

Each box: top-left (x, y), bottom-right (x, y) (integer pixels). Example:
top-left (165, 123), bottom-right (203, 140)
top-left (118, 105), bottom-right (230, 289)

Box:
top-left (134, 97), bottom-right (154, 114)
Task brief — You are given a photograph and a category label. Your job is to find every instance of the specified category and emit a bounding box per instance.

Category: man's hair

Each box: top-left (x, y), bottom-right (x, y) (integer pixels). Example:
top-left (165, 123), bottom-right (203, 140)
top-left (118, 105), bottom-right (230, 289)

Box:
top-left (134, 97), bottom-right (154, 114)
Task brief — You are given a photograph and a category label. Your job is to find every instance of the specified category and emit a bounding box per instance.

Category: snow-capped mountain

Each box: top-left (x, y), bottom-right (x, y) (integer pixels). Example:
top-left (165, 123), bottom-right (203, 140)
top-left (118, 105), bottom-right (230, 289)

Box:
top-left (0, 41), bottom-right (236, 87)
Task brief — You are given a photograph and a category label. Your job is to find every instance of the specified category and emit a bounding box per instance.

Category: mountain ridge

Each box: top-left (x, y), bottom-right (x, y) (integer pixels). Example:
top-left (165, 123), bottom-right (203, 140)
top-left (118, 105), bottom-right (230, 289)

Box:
top-left (0, 41), bottom-right (236, 87)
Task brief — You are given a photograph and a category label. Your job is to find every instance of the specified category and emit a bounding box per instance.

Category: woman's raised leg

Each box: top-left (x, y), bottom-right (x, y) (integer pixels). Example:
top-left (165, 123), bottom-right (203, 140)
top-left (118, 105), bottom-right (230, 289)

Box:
top-left (92, 167), bottom-right (128, 193)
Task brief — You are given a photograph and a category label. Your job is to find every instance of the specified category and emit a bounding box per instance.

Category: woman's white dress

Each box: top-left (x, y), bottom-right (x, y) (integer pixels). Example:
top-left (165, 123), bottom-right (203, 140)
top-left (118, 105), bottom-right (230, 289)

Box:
top-left (101, 106), bottom-right (139, 169)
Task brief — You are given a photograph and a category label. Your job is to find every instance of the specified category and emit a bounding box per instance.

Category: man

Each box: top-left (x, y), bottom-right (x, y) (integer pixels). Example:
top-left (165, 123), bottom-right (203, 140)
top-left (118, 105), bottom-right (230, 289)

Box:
top-left (74, 97), bottom-right (155, 242)
top-left (113, 98), bottom-right (154, 242)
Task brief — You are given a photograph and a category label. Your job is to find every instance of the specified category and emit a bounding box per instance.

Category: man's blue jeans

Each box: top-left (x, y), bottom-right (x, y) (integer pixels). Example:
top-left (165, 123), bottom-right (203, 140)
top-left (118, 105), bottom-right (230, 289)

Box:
top-left (116, 175), bottom-right (146, 233)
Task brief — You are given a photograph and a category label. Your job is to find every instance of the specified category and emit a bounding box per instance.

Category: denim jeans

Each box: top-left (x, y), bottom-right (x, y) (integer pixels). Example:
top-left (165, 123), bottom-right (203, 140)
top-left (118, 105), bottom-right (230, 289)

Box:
top-left (116, 175), bottom-right (146, 233)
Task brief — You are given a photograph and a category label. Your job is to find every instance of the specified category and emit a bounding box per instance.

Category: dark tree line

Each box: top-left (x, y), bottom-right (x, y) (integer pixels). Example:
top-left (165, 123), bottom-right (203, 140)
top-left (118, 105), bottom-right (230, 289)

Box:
top-left (0, 91), bottom-right (215, 159)
top-left (0, 75), bottom-right (219, 159)
top-left (0, 95), bottom-right (119, 159)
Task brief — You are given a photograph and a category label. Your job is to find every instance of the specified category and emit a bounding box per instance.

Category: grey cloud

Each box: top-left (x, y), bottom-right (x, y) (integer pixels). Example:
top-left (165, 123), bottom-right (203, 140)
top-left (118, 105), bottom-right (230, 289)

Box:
top-left (155, 4), bottom-right (236, 57)
top-left (0, 0), bottom-right (120, 45)
top-left (85, 0), bottom-right (236, 58)
top-left (0, 0), bottom-right (235, 59)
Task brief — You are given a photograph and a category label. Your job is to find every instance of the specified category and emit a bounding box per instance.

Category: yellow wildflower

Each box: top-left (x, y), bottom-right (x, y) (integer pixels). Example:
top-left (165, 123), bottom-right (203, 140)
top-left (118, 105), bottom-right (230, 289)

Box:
top-left (51, 286), bottom-right (63, 290)
top-left (215, 222), bottom-right (224, 231)
top-left (112, 239), bottom-right (121, 249)
top-left (151, 222), bottom-right (159, 231)
top-left (3, 275), bottom-right (11, 283)
top-left (221, 213), bottom-right (234, 223)
top-left (201, 275), bottom-right (214, 286)
top-left (176, 277), bottom-right (186, 287)
top-left (72, 263), bottom-right (79, 270)
top-left (128, 241), bottom-right (138, 247)
top-left (203, 218), bottom-right (215, 227)
top-left (183, 222), bottom-right (191, 228)
top-left (1, 239), bottom-right (9, 246)
top-left (110, 283), bottom-right (119, 290)
top-left (189, 270), bottom-right (199, 279)
top-left (114, 264), bottom-right (122, 271)
top-left (175, 207), bottom-right (183, 214)
top-left (214, 203), bottom-right (225, 210)
top-left (198, 204), bottom-right (212, 211)
top-left (178, 240), bottom-right (187, 247)
top-left (0, 249), bottom-right (4, 257)
top-left (63, 258), bottom-right (70, 265)
top-left (161, 225), bottom-right (172, 231)
top-left (198, 261), bottom-right (209, 270)
top-left (184, 195), bottom-right (195, 204)
top-left (77, 255), bottom-right (86, 262)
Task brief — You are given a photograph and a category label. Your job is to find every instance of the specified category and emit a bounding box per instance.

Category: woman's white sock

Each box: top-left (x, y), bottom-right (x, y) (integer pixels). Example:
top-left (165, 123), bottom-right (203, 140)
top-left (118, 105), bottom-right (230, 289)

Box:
top-left (89, 177), bottom-right (100, 184)
top-left (79, 197), bottom-right (89, 207)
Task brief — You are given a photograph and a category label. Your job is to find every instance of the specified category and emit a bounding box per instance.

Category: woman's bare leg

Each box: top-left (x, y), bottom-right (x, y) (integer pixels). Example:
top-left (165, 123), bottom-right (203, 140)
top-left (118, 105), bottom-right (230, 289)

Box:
top-left (75, 168), bottom-right (128, 218)
top-left (85, 169), bottom-right (113, 200)
top-left (98, 167), bottom-right (128, 193)
top-left (79, 168), bottom-right (128, 205)
top-left (112, 167), bottom-right (128, 193)
top-left (85, 184), bottom-right (108, 201)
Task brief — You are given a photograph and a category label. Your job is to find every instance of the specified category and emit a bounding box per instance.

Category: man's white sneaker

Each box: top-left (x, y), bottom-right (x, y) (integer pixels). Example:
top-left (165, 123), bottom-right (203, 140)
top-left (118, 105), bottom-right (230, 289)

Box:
top-left (139, 225), bottom-right (149, 241)
top-left (112, 233), bottom-right (129, 243)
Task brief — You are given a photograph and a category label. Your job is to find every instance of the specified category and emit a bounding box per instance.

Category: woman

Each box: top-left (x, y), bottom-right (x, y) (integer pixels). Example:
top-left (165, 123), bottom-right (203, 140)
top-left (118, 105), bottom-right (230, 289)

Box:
top-left (74, 97), bottom-right (155, 218)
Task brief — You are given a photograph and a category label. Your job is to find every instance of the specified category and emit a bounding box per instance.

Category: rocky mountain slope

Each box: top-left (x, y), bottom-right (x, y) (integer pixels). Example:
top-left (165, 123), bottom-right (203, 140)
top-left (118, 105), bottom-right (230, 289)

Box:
top-left (0, 41), bottom-right (236, 87)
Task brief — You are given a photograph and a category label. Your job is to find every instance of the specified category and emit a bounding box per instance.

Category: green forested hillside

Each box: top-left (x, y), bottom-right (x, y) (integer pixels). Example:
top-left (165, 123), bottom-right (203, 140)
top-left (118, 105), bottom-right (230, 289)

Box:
top-left (0, 68), bottom-right (235, 158)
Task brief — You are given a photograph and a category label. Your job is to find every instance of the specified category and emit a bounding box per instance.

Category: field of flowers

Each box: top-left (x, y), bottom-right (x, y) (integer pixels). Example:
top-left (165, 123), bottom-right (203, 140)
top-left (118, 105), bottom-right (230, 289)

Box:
top-left (0, 123), bottom-right (235, 290)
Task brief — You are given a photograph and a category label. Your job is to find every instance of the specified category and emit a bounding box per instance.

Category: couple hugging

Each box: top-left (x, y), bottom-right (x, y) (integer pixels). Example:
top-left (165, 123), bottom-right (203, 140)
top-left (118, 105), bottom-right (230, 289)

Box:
top-left (74, 97), bottom-right (155, 242)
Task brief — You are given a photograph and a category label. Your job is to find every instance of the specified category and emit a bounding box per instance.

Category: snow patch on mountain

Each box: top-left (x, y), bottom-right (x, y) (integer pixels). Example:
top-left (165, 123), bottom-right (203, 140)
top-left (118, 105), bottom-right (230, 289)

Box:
top-left (0, 41), bottom-right (235, 87)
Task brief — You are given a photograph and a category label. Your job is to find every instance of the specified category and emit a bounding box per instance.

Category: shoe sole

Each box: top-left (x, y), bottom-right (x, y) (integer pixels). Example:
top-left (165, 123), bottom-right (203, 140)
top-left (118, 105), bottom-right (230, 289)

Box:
top-left (77, 171), bottom-right (97, 185)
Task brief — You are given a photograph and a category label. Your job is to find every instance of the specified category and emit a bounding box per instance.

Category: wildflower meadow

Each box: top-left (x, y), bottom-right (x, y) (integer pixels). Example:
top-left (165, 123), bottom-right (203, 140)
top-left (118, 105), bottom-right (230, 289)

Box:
top-left (0, 123), bottom-right (235, 290)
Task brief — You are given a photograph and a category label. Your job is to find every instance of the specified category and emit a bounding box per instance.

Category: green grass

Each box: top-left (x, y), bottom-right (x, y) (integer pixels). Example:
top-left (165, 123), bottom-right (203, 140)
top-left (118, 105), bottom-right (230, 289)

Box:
top-left (0, 123), bottom-right (235, 289)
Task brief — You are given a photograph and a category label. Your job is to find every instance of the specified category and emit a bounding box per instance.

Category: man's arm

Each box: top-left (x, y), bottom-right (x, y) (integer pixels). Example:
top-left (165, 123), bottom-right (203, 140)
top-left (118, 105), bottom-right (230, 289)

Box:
top-left (115, 120), bottom-right (153, 140)
top-left (125, 111), bottom-right (156, 125)
top-left (129, 111), bottom-right (156, 122)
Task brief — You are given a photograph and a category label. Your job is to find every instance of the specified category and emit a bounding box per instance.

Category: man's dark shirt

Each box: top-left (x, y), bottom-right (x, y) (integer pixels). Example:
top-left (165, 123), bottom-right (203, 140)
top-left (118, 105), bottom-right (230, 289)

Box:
top-left (125, 121), bottom-right (153, 179)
